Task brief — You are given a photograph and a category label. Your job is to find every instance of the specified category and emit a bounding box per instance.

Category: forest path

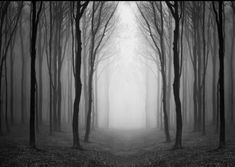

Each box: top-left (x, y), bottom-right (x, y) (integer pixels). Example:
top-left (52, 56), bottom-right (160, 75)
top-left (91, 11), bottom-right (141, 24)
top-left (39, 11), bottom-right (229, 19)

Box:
top-left (85, 128), bottom-right (168, 156)
top-left (0, 125), bottom-right (235, 167)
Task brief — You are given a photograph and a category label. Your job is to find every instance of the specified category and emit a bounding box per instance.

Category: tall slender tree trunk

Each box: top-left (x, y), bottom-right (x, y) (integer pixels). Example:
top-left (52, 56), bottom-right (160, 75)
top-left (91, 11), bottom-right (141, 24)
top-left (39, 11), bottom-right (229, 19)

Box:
top-left (94, 70), bottom-right (98, 128)
top-left (213, 1), bottom-right (225, 148)
top-left (217, 1), bottom-right (225, 148)
top-left (159, 2), bottom-right (171, 142)
top-left (38, 25), bottom-right (43, 125)
top-left (212, 22), bottom-right (217, 126)
top-left (72, 1), bottom-right (88, 149)
top-left (20, 16), bottom-right (26, 124)
top-left (5, 60), bottom-right (9, 132)
top-left (82, 12), bottom-right (88, 128)
top-left (10, 46), bottom-right (14, 125)
top-left (0, 67), bottom-right (2, 135)
top-left (162, 71), bottom-right (171, 142)
top-left (57, 64), bottom-right (62, 131)
top-left (183, 60), bottom-right (188, 124)
top-left (230, 16), bottom-right (235, 125)
top-left (57, 9), bottom-right (63, 131)
top-left (30, 1), bottom-right (42, 148)
top-left (167, 2), bottom-right (183, 149)
top-left (0, 2), bottom-right (10, 135)
top-left (35, 80), bottom-right (39, 133)
top-left (49, 2), bottom-right (53, 135)
top-left (197, 27), bottom-right (202, 132)
top-left (68, 59), bottom-right (72, 124)
top-left (202, 2), bottom-right (206, 135)
top-left (84, 68), bottom-right (93, 142)
top-left (167, 15), bottom-right (172, 128)
top-left (53, 25), bottom-right (58, 131)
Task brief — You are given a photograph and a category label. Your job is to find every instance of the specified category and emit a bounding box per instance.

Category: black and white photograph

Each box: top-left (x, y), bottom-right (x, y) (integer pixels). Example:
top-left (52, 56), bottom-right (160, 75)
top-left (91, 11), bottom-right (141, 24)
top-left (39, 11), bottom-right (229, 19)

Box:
top-left (0, 1), bottom-right (234, 166)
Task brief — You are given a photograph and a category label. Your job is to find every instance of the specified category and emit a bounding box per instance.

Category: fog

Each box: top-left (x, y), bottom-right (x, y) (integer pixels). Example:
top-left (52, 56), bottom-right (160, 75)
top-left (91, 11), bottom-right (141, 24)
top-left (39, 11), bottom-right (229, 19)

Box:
top-left (0, 1), bottom-right (235, 166)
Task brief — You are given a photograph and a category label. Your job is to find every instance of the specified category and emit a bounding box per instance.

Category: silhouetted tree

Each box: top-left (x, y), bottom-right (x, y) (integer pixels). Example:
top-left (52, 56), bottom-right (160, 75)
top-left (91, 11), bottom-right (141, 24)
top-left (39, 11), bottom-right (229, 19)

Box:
top-left (84, 1), bottom-right (118, 142)
top-left (29, 1), bottom-right (42, 148)
top-left (71, 1), bottom-right (89, 149)
top-left (0, 1), bottom-right (22, 134)
top-left (166, 1), bottom-right (183, 149)
top-left (137, 1), bottom-right (171, 142)
top-left (212, 1), bottom-right (225, 149)
top-left (20, 11), bottom-right (26, 124)
top-left (229, 1), bottom-right (235, 125)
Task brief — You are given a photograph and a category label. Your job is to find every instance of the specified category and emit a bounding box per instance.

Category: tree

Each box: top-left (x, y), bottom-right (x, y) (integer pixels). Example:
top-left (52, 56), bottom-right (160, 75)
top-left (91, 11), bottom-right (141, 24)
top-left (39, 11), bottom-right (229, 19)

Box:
top-left (71, 1), bottom-right (89, 149)
top-left (0, 2), bottom-right (10, 134)
top-left (137, 1), bottom-right (171, 142)
top-left (20, 10), bottom-right (26, 124)
top-left (229, 1), bottom-right (235, 125)
top-left (84, 1), bottom-right (118, 142)
top-left (0, 1), bottom-right (22, 134)
top-left (166, 1), bottom-right (183, 149)
top-left (212, 1), bottom-right (225, 149)
top-left (29, 1), bottom-right (42, 148)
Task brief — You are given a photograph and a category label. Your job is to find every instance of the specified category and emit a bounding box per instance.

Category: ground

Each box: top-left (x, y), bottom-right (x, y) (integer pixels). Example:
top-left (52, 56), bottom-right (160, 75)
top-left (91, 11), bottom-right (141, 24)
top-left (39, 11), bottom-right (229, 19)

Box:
top-left (0, 124), bottom-right (235, 167)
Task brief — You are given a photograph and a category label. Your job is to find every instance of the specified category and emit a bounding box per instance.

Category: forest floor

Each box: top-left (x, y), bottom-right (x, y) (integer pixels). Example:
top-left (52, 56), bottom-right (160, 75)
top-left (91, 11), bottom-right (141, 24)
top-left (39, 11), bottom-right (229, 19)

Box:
top-left (0, 124), bottom-right (235, 167)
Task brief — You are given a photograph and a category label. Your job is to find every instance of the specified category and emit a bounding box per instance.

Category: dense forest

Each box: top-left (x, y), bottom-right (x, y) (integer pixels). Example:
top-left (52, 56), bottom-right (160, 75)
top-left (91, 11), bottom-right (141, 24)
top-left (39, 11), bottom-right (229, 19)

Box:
top-left (0, 1), bottom-right (235, 167)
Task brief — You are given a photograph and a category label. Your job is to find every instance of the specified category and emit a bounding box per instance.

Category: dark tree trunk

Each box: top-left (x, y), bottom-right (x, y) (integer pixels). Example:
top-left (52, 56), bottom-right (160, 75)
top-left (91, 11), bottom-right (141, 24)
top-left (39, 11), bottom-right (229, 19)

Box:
top-left (202, 2), bottom-right (206, 135)
top-left (82, 12), bottom-right (88, 128)
top-left (30, 1), bottom-right (42, 148)
top-left (0, 1), bottom-right (10, 135)
top-left (72, 1), bottom-right (89, 149)
top-left (213, 1), bottom-right (225, 148)
top-left (167, 15), bottom-right (172, 127)
top-left (217, 1), bottom-right (225, 148)
top-left (166, 1), bottom-right (183, 149)
top-left (230, 16), bottom-right (235, 125)
top-left (49, 2), bottom-right (53, 135)
top-left (173, 19), bottom-right (183, 149)
top-left (56, 5), bottom-right (63, 131)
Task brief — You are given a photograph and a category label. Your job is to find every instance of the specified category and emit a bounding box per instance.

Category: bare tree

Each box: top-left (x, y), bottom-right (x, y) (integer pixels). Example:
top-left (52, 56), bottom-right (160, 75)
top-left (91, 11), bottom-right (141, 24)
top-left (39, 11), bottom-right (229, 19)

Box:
top-left (212, 1), bottom-right (225, 149)
top-left (166, 1), bottom-right (183, 149)
top-left (70, 1), bottom-right (89, 149)
top-left (20, 10), bottom-right (27, 124)
top-left (0, 1), bottom-right (22, 134)
top-left (137, 1), bottom-right (171, 142)
top-left (84, 1), bottom-right (118, 142)
top-left (29, 1), bottom-right (42, 148)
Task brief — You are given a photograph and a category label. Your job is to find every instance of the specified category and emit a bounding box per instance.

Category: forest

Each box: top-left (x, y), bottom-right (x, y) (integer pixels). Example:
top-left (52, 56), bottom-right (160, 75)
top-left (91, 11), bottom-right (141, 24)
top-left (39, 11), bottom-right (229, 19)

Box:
top-left (0, 1), bottom-right (235, 167)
